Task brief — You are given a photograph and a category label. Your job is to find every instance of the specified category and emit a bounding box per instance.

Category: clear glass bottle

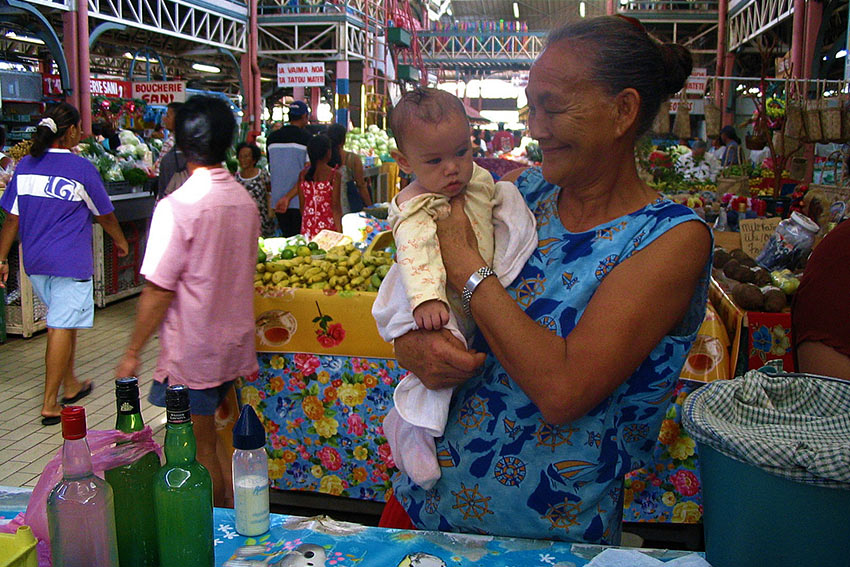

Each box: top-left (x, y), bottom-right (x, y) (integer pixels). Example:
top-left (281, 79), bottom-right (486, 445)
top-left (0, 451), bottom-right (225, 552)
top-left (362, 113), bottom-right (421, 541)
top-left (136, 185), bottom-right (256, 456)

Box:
top-left (756, 211), bottom-right (820, 270)
top-left (46, 406), bottom-right (119, 567)
top-left (104, 377), bottom-right (161, 567)
top-left (232, 404), bottom-right (270, 536)
top-left (154, 385), bottom-right (214, 567)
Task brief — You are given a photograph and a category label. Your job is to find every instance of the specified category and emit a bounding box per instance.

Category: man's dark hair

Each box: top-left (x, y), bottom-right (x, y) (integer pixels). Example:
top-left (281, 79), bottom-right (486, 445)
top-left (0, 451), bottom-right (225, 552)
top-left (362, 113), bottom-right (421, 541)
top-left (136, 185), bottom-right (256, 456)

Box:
top-left (167, 101), bottom-right (184, 112)
top-left (175, 95), bottom-right (235, 166)
top-left (389, 87), bottom-right (468, 152)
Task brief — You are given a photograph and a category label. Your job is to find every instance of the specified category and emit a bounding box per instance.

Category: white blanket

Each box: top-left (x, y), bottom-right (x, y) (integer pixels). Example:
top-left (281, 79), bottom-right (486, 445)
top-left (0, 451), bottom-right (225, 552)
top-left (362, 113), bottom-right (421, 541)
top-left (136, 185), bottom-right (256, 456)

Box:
top-left (372, 179), bottom-right (536, 488)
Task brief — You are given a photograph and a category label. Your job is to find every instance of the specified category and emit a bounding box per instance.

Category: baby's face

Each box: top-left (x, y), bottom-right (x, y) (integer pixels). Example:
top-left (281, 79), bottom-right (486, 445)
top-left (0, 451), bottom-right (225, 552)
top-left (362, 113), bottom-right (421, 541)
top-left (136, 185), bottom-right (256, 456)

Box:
top-left (399, 113), bottom-right (474, 197)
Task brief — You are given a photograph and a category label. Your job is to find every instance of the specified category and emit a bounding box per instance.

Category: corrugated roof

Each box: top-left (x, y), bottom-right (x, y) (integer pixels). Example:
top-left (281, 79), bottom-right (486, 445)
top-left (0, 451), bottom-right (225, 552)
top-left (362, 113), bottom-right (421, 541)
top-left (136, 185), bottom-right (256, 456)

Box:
top-left (449, 0), bottom-right (608, 31)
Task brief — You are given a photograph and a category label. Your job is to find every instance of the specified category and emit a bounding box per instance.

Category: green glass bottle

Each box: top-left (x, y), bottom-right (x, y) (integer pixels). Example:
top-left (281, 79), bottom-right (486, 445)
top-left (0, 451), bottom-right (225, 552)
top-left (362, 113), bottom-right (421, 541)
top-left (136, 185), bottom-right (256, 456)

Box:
top-left (154, 384), bottom-right (214, 567)
top-left (104, 377), bottom-right (161, 567)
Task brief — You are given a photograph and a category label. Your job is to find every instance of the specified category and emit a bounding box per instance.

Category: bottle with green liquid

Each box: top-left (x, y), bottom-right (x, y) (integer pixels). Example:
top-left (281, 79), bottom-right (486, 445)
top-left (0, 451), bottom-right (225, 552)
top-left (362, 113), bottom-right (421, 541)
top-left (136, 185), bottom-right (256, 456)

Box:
top-left (154, 384), bottom-right (214, 567)
top-left (104, 377), bottom-right (161, 567)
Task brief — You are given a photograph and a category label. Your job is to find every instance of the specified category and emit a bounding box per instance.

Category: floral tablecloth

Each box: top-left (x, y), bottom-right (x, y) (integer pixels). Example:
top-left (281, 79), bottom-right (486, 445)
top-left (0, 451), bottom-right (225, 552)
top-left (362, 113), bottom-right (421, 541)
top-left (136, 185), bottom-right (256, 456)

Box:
top-left (239, 353), bottom-right (406, 501)
top-left (623, 380), bottom-right (704, 524)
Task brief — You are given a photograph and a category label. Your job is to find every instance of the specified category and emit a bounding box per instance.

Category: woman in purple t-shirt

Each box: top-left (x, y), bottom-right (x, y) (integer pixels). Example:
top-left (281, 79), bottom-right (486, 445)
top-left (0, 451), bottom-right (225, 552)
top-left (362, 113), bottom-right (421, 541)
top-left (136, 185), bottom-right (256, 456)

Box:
top-left (0, 102), bottom-right (129, 425)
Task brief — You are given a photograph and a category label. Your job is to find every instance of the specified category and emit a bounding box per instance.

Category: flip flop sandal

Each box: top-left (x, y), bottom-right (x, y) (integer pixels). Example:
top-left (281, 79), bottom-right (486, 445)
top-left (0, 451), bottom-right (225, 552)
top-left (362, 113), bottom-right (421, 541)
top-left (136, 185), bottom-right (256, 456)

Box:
top-left (41, 415), bottom-right (61, 426)
top-left (61, 382), bottom-right (93, 405)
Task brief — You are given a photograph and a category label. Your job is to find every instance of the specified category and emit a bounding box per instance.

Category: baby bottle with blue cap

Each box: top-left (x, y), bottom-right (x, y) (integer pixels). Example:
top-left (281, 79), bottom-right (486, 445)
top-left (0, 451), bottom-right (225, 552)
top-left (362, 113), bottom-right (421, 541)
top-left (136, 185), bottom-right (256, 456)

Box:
top-left (232, 404), bottom-right (270, 536)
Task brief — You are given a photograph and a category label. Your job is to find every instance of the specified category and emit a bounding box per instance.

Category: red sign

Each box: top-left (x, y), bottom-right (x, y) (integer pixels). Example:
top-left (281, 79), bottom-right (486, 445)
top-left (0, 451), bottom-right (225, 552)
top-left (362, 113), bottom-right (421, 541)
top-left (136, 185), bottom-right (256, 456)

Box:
top-left (90, 78), bottom-right (132, 99)
top-left (42, 74), bottom-right (63, 97)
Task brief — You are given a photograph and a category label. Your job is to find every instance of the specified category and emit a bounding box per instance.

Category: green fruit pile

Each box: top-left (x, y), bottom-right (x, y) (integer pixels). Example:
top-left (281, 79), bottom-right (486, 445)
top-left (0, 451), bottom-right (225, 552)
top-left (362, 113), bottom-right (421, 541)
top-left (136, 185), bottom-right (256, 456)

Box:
top-left (255, 243), bottom-right (393, 292)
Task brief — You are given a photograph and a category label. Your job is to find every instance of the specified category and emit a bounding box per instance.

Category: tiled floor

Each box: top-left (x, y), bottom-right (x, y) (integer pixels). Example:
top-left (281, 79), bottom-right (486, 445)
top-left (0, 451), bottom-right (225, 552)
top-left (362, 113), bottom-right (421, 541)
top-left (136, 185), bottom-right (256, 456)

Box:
top-left (0, 296), bottom-right (165, 487)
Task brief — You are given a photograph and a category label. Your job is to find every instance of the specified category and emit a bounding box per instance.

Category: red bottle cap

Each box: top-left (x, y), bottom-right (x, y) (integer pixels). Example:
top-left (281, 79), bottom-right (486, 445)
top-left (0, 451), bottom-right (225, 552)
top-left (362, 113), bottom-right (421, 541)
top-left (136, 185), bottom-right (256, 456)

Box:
top-left (61, 406), bottom-right (87, 440)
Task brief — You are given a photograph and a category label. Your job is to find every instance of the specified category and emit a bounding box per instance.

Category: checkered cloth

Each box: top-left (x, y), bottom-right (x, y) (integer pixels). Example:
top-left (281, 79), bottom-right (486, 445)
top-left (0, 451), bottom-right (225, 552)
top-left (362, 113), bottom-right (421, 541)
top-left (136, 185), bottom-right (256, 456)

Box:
top-left (683, 370), bottom-right (850, 489)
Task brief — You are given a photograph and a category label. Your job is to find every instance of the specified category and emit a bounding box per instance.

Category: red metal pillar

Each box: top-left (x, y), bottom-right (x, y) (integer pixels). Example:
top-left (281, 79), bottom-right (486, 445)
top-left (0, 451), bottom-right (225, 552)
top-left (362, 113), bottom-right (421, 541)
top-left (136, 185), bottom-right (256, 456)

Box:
top-left (722, 52), bottom-right (735, 126)
top-left (62, 10), bottom-right (79, 112)
top-left (803, 0), bottom-right (823, 79)
top-left (803, 0), bottom-right (823, 185)
top-left (606, 0), bottom-right (615, 15)
top-left (250, 0), bottom-right (262, 132)
top-left (77, 0), bottom-right (92, 134)
top-left (790, 0), bottom-right (806, 78)
top-left (714, 0), bottom-right (727, 107)
top-left (310, 87), bottom-right (320, 122)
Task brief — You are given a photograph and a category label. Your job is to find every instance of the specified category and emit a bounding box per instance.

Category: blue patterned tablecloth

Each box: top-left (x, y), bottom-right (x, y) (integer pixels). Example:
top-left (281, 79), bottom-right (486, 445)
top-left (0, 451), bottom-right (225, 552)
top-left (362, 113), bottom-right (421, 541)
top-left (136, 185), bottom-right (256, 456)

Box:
top-left (213, 509), bottom-right (701, 566)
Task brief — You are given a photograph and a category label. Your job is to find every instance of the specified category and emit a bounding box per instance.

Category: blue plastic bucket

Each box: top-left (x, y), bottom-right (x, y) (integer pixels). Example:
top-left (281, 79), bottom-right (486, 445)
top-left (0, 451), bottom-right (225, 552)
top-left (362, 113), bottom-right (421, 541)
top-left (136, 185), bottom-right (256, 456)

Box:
top-left (698, 443), bottom-right (850, 567)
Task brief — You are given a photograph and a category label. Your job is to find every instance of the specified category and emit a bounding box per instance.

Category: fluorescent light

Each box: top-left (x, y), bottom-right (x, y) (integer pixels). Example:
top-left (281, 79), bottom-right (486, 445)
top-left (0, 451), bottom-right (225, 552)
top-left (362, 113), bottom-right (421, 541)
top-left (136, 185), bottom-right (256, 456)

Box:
top-left (579, 1), bottom-right (586, 17)
top-left (837, 49), bottom-right (847, 58)
top-left (512, 2), bottom-right (519, 19)
top-left (5, 31), bottom-right (44, 45)
top-left (192, 63), bottom-right (221, 74)
top-left (123, 52), bottom-right (159, 63)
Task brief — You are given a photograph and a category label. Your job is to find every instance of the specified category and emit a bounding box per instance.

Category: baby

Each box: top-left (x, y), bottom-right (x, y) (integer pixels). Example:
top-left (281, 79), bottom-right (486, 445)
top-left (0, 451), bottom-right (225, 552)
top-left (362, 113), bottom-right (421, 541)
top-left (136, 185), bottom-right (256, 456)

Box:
top-left (372, 88), bottom-right (536, 488)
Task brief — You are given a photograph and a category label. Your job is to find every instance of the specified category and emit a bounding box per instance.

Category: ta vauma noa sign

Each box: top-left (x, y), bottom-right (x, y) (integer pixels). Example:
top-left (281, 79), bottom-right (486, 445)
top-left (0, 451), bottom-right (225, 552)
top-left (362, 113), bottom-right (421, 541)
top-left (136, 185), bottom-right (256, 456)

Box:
top-left (277, 63), bottom-right (325, 87)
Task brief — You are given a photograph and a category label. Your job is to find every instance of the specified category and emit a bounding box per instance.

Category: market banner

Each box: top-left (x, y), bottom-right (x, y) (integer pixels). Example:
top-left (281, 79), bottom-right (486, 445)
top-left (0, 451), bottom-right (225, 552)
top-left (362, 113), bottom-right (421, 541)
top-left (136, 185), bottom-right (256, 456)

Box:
top-left (277, 62), bottom-right (325, 87)
top-left (254, 287), bottom-right (394, 359)
top-left (90, 78), bottom-right (132, 99)
top-left (132, 81), bottom-right (187, 105)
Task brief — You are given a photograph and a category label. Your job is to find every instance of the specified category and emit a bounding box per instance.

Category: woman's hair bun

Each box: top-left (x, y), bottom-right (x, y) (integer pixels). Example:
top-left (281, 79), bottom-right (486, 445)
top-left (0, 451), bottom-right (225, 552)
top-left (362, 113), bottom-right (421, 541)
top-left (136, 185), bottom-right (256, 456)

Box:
top-left (660, 43), bottom-right (693, 97)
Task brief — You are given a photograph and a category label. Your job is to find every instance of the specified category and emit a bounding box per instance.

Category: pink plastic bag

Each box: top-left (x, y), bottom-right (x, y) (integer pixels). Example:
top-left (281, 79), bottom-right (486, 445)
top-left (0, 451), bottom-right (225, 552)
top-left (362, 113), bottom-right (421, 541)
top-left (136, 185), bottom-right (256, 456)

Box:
top-left (0, 427), bottom-right (162, 567)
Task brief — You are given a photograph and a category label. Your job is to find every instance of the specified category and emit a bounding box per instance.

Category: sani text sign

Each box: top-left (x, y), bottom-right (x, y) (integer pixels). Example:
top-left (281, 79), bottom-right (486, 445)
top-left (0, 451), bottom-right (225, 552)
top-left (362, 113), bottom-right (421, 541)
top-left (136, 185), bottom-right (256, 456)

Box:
top-left (132, 81), bottom-right (187, 104)
top-left (277, 63), bottom-right (325, 87)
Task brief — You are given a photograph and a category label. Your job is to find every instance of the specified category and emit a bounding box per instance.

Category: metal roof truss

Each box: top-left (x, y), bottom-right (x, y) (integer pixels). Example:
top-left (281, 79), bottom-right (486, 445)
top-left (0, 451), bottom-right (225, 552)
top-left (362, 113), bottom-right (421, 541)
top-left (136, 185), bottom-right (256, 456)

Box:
top-left (418, 31), bottom-right (545, 69)
top-left (728, 0), bottom-right (794, 51)
top-left (258, 19), bottom-right (365, 61)
top-left (87, 0), bottom-right (248, 52)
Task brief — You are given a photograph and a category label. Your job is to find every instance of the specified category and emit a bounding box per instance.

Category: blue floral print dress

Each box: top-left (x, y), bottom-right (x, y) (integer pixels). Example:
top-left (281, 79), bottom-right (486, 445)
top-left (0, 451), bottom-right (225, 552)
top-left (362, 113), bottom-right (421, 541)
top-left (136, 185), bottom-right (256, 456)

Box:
top-left (392, 167), bottom-right (711, 543)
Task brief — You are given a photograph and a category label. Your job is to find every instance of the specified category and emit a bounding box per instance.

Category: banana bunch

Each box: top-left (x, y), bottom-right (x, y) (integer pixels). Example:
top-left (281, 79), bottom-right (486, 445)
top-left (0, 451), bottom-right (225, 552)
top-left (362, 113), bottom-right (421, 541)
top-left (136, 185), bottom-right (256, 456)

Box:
top-left (255, 243), bottom-right (393, 292)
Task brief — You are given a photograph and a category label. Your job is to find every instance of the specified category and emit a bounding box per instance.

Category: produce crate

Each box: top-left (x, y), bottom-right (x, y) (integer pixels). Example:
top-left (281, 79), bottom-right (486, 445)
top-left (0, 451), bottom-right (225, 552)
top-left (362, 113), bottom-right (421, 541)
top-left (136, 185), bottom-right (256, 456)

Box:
top-left (93, 219), bottom-right (147, 308)
top-left (4, 243), bottom-right (47, 338)
top-left (387, 26), bottom-right (412, 47)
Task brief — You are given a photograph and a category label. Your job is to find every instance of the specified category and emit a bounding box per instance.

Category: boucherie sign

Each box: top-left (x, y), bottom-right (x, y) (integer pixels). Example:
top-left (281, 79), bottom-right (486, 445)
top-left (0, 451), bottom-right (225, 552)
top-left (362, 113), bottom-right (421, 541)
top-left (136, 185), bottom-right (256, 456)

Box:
top-left (132, 81), bottom-right (187, 104)
top-left (277, 62), bottom-right (325, 87)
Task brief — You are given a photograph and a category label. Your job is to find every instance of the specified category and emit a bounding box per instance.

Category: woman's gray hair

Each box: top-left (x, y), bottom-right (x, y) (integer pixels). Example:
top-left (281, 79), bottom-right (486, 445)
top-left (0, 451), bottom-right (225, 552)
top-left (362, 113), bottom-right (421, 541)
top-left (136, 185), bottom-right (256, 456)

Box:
top-left (546, 15), bottom-right (692, 137)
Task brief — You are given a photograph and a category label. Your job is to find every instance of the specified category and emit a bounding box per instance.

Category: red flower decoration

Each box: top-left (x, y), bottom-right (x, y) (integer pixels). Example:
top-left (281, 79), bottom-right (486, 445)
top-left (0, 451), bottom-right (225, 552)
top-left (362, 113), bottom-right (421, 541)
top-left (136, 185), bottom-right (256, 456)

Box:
top-left (316, 322), bottom-right (346, 348)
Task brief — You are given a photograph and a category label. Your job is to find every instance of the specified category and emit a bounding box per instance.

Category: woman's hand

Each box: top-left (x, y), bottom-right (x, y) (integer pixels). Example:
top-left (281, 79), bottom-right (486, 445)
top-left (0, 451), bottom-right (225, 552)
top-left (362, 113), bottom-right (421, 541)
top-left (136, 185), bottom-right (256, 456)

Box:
top-left (394, 328), bottom-right (486, 390)
top-left (436, 195), bottom-right (486, 292)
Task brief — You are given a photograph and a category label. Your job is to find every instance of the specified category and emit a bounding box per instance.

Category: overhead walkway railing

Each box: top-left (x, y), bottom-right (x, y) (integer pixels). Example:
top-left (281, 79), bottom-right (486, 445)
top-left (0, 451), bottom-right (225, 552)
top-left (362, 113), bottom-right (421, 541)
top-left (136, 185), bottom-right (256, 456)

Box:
top-left (727, 0), bottom-right (794, 51)
top-left (617, 0), bottom-right (718, 12)
top-left (417, 31), bottom-right (546, 69)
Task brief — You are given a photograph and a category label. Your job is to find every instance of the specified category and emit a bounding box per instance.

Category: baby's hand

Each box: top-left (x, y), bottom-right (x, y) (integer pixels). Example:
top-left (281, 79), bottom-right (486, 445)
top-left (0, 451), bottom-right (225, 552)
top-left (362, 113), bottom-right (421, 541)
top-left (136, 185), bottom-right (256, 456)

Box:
top-left (413, 300), bottom-right (450, 331)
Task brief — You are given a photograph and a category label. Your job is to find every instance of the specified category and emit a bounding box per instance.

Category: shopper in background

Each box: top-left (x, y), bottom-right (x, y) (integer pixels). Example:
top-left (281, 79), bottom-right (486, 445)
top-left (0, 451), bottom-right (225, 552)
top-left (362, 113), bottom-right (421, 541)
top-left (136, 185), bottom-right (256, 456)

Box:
top-left (296, 134), bottom-right (342, 239)
top-left (489, 122), bottom-right (515, 154)
top-left (93, 121), bottom-right (122, 153)
top-left (792, 218), bottom-right (850, 380)
top-left (235, 141), bottom-right (277, 237)
top-left (327, 123), bottom-right (373, 215)
top-left (269, 100), bottom-right (311, 236)
top-left (0, 126), bottom-right (11, 172)
top-left (115, 95), bottom-right (260, 507)
top-left (707, 135), bottom-right (726, 162)
top-left (675, 139), bottom-right (720, 182)
top-left (382, 15), bottom-right (711, 543)
top-left (155, 102), bottom-right (186, 199)
top-left (0, 102), bottom-right (129, 426)
top-left (719, 124), bottom-right (741, 166)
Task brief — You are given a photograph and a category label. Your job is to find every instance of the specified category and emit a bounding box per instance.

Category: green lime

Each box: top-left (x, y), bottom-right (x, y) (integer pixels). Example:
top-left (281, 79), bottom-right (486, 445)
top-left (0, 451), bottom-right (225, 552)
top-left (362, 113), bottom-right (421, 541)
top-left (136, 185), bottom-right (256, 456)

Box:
top-left (281, 249), bottom-right (295, 259)
top-left (315, 248), bottom-right (326, 255)
top-left (296, 246), bottom-right (312, 257)
top-left (307, 241), bottom-right (319, 251)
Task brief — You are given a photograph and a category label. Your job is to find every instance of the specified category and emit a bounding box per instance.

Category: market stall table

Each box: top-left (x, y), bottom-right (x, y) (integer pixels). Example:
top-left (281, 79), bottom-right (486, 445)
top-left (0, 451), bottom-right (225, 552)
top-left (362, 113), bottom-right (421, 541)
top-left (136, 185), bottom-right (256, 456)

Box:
top-left (0, 487), bottom-right (705, 566)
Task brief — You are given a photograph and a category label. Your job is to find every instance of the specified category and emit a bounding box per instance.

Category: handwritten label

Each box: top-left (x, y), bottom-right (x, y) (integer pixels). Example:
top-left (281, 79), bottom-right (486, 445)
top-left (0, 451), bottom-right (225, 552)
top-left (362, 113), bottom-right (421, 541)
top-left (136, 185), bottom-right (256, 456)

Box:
top-left (739, 217), bottom-right (781, 259)
top-left (277, 62), bottom-right (325, 87)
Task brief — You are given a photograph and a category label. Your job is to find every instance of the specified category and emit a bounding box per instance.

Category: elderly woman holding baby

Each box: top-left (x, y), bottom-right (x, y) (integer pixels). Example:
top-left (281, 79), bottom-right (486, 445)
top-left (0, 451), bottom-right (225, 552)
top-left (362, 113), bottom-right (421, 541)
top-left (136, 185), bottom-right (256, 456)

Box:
top-left (380, 15), bottom-right (713, 544)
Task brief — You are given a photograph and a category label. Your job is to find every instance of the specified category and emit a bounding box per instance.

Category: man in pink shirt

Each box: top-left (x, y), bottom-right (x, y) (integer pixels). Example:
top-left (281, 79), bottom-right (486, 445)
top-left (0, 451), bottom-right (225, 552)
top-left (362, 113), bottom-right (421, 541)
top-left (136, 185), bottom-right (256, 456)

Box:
top-left (116, 96), bottom-right (260, 507)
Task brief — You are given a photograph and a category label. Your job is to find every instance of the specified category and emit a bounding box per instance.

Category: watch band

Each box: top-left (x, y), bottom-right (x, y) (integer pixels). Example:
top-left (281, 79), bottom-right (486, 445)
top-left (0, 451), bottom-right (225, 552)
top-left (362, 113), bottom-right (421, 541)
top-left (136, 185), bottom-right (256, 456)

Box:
top-left (462, 266), bottom-right (496, 317)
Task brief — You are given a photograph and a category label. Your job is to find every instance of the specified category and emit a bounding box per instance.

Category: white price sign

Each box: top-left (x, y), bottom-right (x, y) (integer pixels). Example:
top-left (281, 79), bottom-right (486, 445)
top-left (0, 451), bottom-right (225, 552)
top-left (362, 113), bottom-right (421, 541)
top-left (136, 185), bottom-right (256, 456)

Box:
top-left (685, 68), bottom-right (708, 95)
top-left (277, 62), bottom-right (325, 87)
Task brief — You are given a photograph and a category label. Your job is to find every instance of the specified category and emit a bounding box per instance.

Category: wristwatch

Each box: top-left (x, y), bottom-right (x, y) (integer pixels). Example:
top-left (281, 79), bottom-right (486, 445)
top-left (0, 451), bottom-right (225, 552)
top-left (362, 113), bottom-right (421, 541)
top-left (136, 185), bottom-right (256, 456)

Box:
top-left (462, 266), bottom-right (496, 317)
